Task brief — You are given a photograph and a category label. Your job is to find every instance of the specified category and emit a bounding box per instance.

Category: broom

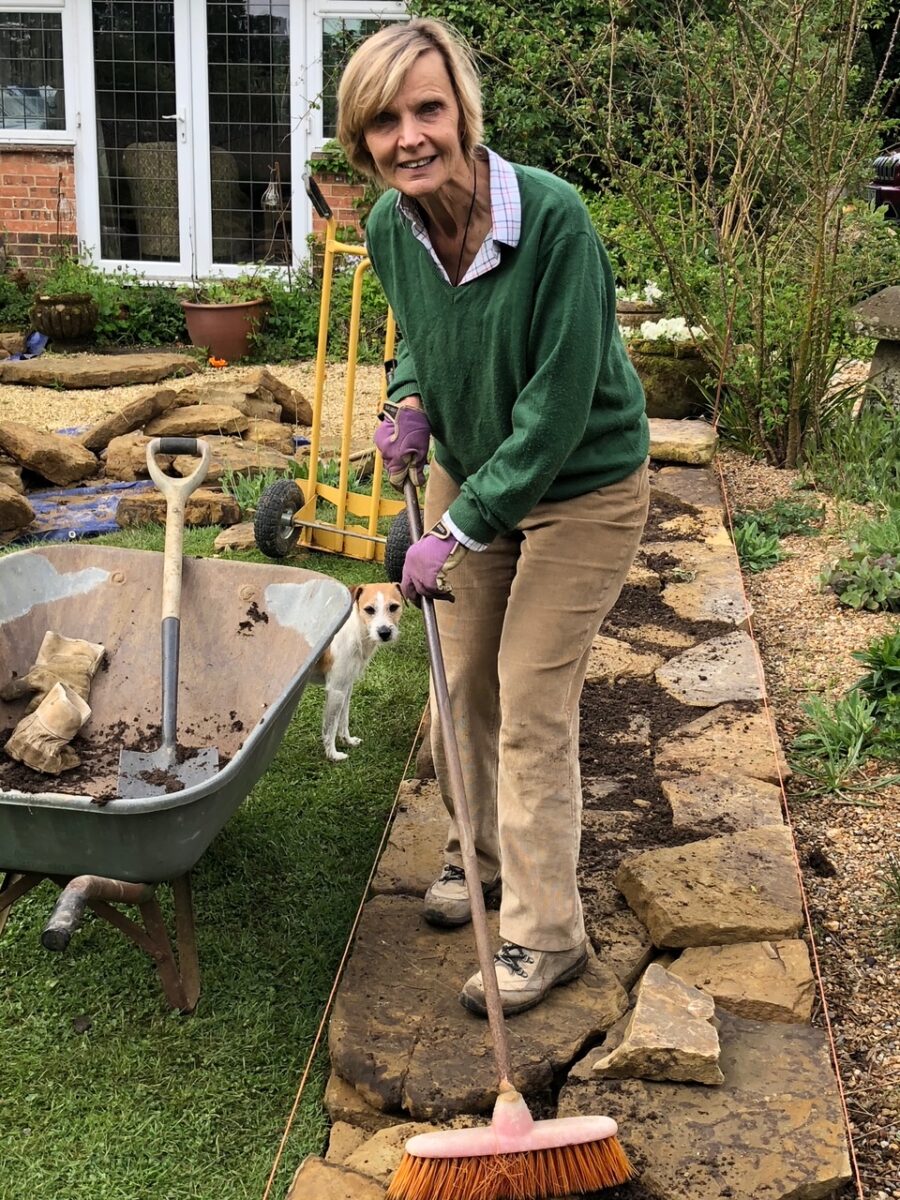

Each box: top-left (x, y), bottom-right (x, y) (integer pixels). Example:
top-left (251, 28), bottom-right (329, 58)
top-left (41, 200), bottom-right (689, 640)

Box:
top-left (386, 480), bottom-right (634, 1200)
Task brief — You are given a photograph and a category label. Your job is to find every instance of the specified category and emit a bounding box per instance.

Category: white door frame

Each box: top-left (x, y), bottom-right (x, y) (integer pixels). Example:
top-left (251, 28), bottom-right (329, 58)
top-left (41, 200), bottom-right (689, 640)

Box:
top-left (74, 1), bottom-right (198, 280)
top-left (73, 1), bottom-right (406, 281)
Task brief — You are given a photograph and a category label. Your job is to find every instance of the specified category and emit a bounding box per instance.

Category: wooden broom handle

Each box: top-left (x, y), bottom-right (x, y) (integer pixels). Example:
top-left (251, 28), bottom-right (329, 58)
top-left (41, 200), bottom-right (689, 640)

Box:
top-left (404, 481), bottom-right (514, 1090)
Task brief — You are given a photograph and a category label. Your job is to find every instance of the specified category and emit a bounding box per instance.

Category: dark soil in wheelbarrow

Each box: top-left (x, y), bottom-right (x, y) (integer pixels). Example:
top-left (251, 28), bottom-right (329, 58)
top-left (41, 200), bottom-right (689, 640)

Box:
top-left (0, 721), bottom-right (233, 805)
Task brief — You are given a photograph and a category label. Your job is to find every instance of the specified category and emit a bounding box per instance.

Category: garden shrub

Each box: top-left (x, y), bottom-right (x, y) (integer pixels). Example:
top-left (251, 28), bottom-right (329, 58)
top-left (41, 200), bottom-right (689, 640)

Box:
top-left (804, 400), bottom-right (900, 507)
top-left (413, 0), bottom-right (900, 466)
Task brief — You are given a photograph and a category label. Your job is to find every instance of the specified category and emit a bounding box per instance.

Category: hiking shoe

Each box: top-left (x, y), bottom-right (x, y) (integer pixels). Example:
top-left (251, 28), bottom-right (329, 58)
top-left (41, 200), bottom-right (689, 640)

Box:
top-left (422, 863), bottom-right (500, 928)
top-left (460, 941), bottom-right (589, 1016)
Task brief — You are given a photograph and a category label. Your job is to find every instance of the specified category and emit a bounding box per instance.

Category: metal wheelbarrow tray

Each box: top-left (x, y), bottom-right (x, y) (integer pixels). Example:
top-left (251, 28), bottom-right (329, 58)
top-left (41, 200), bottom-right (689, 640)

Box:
top-left (0, 544), bottom-right (349, 1009)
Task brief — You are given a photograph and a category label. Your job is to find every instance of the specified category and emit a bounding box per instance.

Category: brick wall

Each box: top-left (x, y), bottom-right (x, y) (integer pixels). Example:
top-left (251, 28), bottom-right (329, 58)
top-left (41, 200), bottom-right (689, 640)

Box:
top-left (309, 171), bottom-right (367, 242)
top-left (0, 145), bottom-right (76, 270)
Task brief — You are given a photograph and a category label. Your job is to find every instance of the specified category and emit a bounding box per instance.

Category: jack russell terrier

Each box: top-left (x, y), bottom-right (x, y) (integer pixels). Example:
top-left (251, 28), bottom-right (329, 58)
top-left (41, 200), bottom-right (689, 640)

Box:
top-left (311, 582), bottom-right (404, 761)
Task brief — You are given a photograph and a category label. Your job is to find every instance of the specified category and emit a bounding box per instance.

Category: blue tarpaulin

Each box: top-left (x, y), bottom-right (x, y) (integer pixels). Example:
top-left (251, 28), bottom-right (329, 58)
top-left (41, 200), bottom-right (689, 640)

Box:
top-left (15, 480), bottom-right (157, 543)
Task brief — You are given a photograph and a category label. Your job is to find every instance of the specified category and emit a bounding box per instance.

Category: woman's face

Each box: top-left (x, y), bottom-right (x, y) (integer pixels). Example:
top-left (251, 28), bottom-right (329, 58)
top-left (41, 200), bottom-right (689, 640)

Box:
top-left (363, 50), bottom-right (468, 198)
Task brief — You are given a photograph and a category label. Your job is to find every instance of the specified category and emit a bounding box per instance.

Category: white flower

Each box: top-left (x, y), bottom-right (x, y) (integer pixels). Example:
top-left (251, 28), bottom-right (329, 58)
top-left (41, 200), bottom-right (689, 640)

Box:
top-left (637, 316), bottom-right (705, 343)
top-left (616, 279), bottom-right (664, 304)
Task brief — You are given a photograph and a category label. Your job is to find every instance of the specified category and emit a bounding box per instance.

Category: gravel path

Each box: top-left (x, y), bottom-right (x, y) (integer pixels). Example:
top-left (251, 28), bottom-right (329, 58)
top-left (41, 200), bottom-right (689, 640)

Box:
top-left (718, 447), bottom-right (900, 1200)
top-left (0, 357), bottom-right (385, 445)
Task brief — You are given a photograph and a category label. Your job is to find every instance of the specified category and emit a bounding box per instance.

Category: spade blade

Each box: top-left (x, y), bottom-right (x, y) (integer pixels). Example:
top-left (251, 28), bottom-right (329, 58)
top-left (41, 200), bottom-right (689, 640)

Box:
top-left (117, 745), bottom-right (219, 799)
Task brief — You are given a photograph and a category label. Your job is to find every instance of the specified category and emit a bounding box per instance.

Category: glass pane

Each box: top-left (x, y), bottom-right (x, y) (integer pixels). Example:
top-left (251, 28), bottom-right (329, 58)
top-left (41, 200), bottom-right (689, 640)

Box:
top-left (92, 2), bottom-right (178, 261)
top-left (321, 18), bottom-right (398, 140)
top-left (0, 13), bottom-right (65, 131)
top-left (206, 1), bottom-right (290, 265)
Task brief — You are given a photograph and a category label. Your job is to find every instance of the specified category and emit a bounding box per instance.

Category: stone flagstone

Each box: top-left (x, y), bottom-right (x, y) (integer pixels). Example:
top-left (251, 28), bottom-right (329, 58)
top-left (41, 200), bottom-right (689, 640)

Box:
top-left (0, 462), bottom-right (23, 492)
top-left (0, 481), bottom-right (33, 532)
top-left (328, 894), bottom-right (628, 1120)
top-left (560, 1011), bottom-right (852, 1200)
top-left (652, 464), bottom-right (723, 514)
top-left (116, 487), bottom-right (241, 529)
top-left (170, 434), bottom-right (293, 482)
top-left (646, 538), bottom-right (751, 629)
top-left (663, 772), bottom-right (784, 834)
top-left (587, 908), bottom-right (655, 990)
top-left (592, 963), bottom-right (724, 1085)
top-left (325, 1073), bottom-right (406, 1134)
top-left (0, 421), bottom-right (98, 486)
top-left (287, 1156), bottom-right (385, 1199)
top-left (668, 940), bottom-right (815, 1023)
top-left (0, 351), bottom-right (199, 388)
top-left (615, 826), bottom-right (804, 947)
top-left (371, 779), bottom-right (446, 897)
top-left (648, 418), bottom-right (718, 465)
top-left (326, 1121), bottom-right (370, 1164)
top-left (144, 402), bottom-right (250, 438)
top-left (655, 630), bottom-right (764, 707)
top-left (79, 387), bottom-right (181, 451)
top-left (585, 635), bottom-right (665, 684)
top-left (655, 702), bottom-right (790, 785)
top-left (213, 521), bottom-right (257, 553)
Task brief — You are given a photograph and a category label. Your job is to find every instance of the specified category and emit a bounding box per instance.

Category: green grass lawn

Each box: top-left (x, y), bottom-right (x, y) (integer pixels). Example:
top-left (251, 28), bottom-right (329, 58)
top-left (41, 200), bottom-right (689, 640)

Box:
top-left (0, 528), bottom-right (428, 1200)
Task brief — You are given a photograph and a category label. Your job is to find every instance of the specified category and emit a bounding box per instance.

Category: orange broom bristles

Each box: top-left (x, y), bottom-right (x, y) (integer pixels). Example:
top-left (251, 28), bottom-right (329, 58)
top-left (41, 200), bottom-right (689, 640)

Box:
top-left (385, 1134), bottom-right (634, 1200)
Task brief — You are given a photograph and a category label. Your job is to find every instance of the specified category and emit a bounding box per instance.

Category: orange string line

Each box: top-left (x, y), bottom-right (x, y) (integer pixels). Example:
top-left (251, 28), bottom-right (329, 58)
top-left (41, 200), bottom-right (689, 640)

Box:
top-left (713, 445), bottom-right (865, 1200)
top-left (260, 706), bottom-right (427, 1200)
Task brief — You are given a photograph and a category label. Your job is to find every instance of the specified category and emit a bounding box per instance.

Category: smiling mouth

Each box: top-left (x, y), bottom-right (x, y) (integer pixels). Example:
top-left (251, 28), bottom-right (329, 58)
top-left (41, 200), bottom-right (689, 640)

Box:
top-left (398, 156), bottom-right (436, 170)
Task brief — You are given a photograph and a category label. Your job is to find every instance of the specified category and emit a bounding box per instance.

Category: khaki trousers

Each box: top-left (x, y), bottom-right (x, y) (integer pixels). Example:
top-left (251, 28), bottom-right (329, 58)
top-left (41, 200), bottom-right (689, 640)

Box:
top-left (424, 459), bottom-right (650, 951)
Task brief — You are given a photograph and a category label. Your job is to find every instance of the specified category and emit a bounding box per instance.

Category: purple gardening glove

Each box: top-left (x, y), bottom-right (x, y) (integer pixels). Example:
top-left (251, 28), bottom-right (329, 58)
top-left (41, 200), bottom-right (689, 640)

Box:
top-left (374, 404), bottom-right (431, 489)
top-left (401, 521), bottom-right (468, 605)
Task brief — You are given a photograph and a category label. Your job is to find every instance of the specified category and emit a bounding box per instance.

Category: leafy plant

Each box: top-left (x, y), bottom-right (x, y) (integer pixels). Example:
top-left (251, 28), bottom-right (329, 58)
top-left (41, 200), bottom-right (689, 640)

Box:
top-left (823, 550), bottom-right (900, 611)
top-left (220, 466), bottom-right (300, 513)
top-left (0, 269), bottom-right (34, 326)
top-left (791, 689), bottom-right (879, 791)
top-left (733, 519), bottom-right (784, 572)
top-left (853, 628), bottom-right (900, 705)
top-left (734, 498), bottom-right (825, 540)
top-left (182, 272), bottom-right (273, 304)
top-left (803, 400), bottom-right (900, 507)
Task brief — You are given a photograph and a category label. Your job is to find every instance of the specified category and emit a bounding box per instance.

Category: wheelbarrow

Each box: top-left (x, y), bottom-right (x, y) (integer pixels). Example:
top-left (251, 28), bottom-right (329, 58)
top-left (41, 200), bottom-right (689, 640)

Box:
top-left (0, 536), bottom-right (350, 1010)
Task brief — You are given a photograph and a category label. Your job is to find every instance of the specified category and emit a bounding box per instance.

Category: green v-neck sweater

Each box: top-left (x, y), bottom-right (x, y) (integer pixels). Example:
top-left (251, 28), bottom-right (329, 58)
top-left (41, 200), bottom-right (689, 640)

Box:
top-left (366, 161), bottom-right (649, 546)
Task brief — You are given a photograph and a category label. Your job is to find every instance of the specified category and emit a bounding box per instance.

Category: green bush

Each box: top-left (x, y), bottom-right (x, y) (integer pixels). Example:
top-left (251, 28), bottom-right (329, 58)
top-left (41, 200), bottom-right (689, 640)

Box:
top-left (252, 266), bottom-right (388, 365)
top-left (822, 550), bottom-right (900, 612)
top-left (733, 519), bottom-right (784, 572)
top-left (0, 271), bottom-right (34, 327)
top-left (803, 400), bottom-right (900, 507)
top-left (734, 498), bottom-right (824, 539)
top-left (853, 628), bottom-right (900, 706)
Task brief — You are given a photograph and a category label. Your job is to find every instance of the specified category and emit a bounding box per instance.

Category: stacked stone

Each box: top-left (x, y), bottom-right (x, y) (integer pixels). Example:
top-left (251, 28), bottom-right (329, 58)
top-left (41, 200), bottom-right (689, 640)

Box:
top-left (0, 358), bottom-right (313, 539)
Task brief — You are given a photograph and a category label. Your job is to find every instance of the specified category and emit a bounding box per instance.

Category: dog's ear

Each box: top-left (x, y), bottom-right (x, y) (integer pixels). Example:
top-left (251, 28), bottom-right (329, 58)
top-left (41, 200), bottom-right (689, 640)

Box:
top-left (350, 584), bottom-right (364, 605)
top-left (389, 582), bottom-right (406, 608)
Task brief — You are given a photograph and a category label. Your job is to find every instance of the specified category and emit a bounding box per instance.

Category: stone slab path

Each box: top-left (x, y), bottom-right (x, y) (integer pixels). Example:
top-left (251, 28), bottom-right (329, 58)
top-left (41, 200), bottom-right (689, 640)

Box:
top-left (288, 420), bottom-right (853, 1200)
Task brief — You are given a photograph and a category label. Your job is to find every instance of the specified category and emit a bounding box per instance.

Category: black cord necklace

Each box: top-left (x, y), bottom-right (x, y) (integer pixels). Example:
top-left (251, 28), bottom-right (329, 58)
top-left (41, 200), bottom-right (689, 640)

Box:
top-left (453, 158), bottom-right (478, 287)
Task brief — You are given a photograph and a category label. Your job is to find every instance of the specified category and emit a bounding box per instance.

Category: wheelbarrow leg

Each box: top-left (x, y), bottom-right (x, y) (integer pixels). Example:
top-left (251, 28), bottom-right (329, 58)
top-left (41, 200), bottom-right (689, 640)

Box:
top-left (0, 871), bottom-right (43, 937)
top-left (41, 874), bottom-right (202, 1014)
top-left (172, 874), bottom-right (200, 1013)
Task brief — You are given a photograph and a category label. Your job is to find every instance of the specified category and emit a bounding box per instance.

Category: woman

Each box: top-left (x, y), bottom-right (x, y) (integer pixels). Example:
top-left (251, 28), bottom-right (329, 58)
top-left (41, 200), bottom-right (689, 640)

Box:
top-left (338, 18), bottom-right (649, 1016)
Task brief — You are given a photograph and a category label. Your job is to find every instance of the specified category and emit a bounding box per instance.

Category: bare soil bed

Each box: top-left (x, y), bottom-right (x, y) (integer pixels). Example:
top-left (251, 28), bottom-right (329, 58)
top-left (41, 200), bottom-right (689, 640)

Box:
top-left (1, 358), bottom-right (896, 1195)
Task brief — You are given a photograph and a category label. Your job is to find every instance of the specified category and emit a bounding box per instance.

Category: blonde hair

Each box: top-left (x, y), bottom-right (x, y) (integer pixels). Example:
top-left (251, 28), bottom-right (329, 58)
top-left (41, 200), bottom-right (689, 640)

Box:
top-left (337, 18), bottom-right (483, 180)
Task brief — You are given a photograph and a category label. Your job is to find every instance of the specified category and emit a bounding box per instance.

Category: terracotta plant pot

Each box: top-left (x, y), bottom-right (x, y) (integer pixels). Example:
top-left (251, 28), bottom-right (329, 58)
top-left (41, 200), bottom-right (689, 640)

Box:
top-left (627, 339), bottom-right (710, 420)
top-left (30, 293), bottom-right (99, 340)
top-left (180, 298), bottom-right (268, 362)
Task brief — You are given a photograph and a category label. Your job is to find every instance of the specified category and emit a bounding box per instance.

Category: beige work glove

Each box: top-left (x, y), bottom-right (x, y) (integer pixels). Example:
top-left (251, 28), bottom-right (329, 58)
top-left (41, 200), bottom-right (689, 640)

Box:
top-left (5, 682), bottom-right (91, 775)
top-left (0, 632), bottom-right (105, 714)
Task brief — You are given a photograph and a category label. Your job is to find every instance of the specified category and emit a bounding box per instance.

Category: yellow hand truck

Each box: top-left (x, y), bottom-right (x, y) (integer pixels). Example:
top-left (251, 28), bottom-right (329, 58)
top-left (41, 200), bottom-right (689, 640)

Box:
top-left (253, 175), bottom-right (410, 579)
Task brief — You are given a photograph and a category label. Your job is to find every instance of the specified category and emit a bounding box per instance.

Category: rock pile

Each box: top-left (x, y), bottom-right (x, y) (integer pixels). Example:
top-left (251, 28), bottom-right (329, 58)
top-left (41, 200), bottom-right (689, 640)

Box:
top-left (0, 366), bottom-right (313, 539)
